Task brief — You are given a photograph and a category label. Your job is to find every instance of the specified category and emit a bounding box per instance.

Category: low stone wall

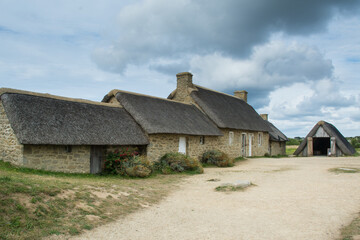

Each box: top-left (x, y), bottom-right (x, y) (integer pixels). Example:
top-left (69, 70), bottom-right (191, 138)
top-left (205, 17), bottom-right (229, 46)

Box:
top-left (146, 130), bottom-right (270, 162)
top-left (270, 141), bottom-right (286, 156)
top-left (23, 145), bottom-right (91, 173)
top-left (0, 102), bottom-right (23, 165)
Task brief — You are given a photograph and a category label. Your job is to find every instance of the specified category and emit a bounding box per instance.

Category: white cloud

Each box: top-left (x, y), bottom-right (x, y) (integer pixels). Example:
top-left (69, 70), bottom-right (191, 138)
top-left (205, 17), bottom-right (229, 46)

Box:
top-left (189, 40), bottom-right (333, 96)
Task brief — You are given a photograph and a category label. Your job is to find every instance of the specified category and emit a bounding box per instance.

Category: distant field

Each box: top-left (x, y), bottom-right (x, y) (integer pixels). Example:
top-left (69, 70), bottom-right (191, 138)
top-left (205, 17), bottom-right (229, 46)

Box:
top-left (286, 145), bottom-right (298, 155)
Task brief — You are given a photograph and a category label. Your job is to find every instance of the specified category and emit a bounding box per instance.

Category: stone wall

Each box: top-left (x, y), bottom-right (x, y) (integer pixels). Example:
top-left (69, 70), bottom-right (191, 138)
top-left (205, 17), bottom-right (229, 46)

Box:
top-left (146, 129), bottom-right (270, 162)
top-left (270, 141), bottom-right (286, 156)
top-left (23, 145), bottom-right (91, 173)
top-left (0, 102), bottom-right (24, 165)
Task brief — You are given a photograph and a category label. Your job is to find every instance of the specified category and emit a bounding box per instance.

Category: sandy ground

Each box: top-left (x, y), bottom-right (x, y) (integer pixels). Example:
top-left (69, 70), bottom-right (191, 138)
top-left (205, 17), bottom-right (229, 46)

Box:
top-left (73, 156), bottom-right (360, 240)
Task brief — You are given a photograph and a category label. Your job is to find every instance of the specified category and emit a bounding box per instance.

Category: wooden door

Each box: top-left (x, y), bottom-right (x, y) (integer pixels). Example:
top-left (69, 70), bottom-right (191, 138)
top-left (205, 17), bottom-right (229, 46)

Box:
top-left (241, 134), bottom-right (246, 157)
top-left (90, 146), bottom-right (103, 174)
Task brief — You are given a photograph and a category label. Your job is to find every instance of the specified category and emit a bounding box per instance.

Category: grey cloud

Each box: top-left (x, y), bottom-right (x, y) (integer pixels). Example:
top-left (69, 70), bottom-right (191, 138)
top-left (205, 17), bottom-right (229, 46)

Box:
top-left (92, 0), bottom-right (360, 73)
top-left (188, 41), bottom-right (334, 109)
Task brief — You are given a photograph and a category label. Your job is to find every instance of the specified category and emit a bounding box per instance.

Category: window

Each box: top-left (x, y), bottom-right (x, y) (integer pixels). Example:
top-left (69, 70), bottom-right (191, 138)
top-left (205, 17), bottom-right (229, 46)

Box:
top-left (179, 137), bottom-right (186, 154)
top-left (200, 136), bottom-right (205, 145)
top-left (258, 133), bottom-right (262, 146)
top-left (229, 131), bottom-right (234, 146)
top-left (65, 145), bottom-right (72, 153)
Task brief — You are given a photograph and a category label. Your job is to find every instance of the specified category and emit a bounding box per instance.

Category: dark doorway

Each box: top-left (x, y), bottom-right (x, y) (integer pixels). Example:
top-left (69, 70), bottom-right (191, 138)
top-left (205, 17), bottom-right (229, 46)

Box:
top-left (313, 137), bottom-right (330, 156)
top-left (90, 146), bottom-right (103, 174)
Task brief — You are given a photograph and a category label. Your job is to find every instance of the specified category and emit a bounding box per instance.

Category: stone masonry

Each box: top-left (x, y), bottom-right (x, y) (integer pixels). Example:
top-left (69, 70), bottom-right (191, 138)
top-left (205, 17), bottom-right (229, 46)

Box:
top-left (23, 145), bottom-right (91, 173)
top-left (147, 129), bottom-right (270, 162)
top-left (270, 141), bottom-right (286, 156)
top-left (0, 102), bottom-right (24, 165)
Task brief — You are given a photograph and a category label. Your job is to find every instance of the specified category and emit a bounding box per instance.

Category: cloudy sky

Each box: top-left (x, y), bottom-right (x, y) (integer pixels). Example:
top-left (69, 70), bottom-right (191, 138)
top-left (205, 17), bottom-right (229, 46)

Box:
top-left (1, 0), bottom-right (360, 137)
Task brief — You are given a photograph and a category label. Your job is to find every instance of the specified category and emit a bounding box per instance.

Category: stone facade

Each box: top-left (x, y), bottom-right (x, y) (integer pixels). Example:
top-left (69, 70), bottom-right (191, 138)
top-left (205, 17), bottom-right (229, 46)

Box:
top-left (146, 129), bottom-right (270, 162)
top-left (0, 102), bottom-right (24, 165)
top-left (269, 141), bottom-right (286, 156)
top-left (22, 145), bottom-right (91, 173)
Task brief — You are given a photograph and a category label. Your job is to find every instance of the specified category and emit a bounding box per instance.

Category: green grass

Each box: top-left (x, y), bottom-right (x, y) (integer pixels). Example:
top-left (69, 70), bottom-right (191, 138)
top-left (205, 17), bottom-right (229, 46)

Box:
top-left (215, 183), bottom-right (256, 192)
top-left (234, 156), bottom-right (246, 162)
top-left (286, 146), bottom-right (298, 155)
top-left (339, 212), bottom-right (360, 240)
top-left (0, 160), bottom-right (185, 240)
top-left (328, 167), bottom-right (360, 174)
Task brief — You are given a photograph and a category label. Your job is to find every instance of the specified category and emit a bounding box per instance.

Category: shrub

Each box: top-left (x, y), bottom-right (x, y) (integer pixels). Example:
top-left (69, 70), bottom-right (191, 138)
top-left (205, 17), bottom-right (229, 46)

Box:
top-left (201, 150), bottom-right (233, 167)
top-left (154, 152), bottom-right (203, 174)
top-left (104, 148), bottom-right (152, 177)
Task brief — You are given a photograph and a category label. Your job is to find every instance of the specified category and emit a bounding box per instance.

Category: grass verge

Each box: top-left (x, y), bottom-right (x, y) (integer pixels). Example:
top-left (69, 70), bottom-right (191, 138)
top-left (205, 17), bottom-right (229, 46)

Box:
top-left (0, 160), bottom-right (185, 240)
top-left (339, 212), bottom-right (360, 240)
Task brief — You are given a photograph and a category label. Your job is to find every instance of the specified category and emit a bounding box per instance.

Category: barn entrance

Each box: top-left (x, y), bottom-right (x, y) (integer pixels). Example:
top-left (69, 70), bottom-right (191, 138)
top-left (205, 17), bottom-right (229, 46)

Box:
top-left (313, 137), bottom-right (330, 156)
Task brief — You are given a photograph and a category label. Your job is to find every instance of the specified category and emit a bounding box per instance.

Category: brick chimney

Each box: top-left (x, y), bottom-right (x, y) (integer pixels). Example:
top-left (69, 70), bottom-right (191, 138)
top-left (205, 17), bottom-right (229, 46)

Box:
top-left (260, 114), bottom-right (268, 121)
top-left (234, 90), bottom-right (248, 102)
top-left (176, 72), bottom-right (193, 102)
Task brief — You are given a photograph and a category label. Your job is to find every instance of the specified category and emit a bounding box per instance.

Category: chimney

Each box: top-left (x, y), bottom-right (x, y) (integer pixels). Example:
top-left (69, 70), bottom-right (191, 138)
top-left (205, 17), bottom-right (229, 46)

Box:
top-left (176, 72), bottom-right (193, 102)
top-left (234, 90), bottom-right (248, 102)
top-left (260, 114), bottom-right (268, 121)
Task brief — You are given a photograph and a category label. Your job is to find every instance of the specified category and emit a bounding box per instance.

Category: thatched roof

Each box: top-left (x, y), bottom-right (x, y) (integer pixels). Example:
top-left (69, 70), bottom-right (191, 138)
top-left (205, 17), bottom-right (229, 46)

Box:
top-left (294, 121), bottom-right (355, 155)
top-left (264, 121), bottom-right (288, 142)
top-left (181, 86), bottom-right (271, 132)
top-left (108, 90), bottom-right (222, 136)
top-left (1, 89), bottom-right (148, 145)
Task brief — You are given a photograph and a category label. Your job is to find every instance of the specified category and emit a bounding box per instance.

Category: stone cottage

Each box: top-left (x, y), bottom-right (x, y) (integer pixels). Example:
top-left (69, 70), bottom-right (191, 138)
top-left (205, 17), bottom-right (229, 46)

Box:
top-left (168, 72), bottom-right (273, 157)
top-left (0, 88), bottom-right (148, 173)
top-left (294, 121), bottom-right (355, 157)
top-left (260, 114), bottom-right (288, 155)
top-left (102, 90), bottom-right (223, 161)
top-left (1, 72), bottom-right (288, 173)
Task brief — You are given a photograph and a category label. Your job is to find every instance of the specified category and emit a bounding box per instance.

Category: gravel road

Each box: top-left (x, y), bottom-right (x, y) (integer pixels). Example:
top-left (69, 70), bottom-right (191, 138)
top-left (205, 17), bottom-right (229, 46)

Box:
top-left (73, 156), bottom-right (360, 240)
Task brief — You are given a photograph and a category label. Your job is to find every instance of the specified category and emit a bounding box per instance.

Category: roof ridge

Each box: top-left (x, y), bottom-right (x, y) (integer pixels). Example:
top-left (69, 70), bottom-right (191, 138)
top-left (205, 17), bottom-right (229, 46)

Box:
top-left (108, 89), bottom-right (194, 106)
top-left (193, 84), bottom-right (245, 100)
top-left (0, 88), bottom-right (122, 108)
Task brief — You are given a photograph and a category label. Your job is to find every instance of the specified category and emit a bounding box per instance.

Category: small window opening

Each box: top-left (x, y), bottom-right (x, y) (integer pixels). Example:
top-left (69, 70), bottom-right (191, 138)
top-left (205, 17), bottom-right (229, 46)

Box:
top-left (229, 131), bottom-right (234, 146)
top-left (258, 133), bottom-right (262, 146)
top-left (200, 136), bottom-right (205, 145)
top-left (65, 145), bottom-right (72, 153)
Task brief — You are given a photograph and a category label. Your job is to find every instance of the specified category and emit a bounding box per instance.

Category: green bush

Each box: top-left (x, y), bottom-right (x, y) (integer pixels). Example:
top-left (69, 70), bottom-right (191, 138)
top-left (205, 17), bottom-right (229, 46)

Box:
top-left (104, 148), bottom-right (152, 177)
top-left (154, 152), bottom-right (203, 174)
top-left (201, 150), bottom-right (233, 167)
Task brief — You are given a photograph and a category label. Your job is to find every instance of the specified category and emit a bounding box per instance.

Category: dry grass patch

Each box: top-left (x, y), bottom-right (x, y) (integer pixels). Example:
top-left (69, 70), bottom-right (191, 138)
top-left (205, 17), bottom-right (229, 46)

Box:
top-left (215, 182), bottom-right (256, 192)
top-left (329, 168), bottom-right (360, 174)
top-left (0, 160), bottom-right (186, 240)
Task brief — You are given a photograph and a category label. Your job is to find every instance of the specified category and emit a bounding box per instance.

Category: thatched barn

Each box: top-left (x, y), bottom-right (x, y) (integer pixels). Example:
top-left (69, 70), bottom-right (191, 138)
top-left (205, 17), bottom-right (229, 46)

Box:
top-left (260, 114), bottom-right (288, 155)
top-left (0, 88), bottom-right (148, 173)
top-left (168, 72), bottom-right (272, 157)
top-left (102, 90), bottom-right (223, 161)
top-left (294, 121), bottom-right (355, 157)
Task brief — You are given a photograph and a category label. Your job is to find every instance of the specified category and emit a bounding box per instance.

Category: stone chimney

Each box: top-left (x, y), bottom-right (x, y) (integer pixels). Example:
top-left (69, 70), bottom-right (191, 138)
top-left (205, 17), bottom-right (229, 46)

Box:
top-left (260, 114), bottom-right (268, 121)
top-left (176, 72), bottom-right (193, 102)
top-left (234, 90), bottom-right (248, 102)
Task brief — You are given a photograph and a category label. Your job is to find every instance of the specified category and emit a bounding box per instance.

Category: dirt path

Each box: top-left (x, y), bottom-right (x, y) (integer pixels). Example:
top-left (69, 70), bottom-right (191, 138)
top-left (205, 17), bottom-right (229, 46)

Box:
top-left (73, 157), bottom-right (360, 240)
